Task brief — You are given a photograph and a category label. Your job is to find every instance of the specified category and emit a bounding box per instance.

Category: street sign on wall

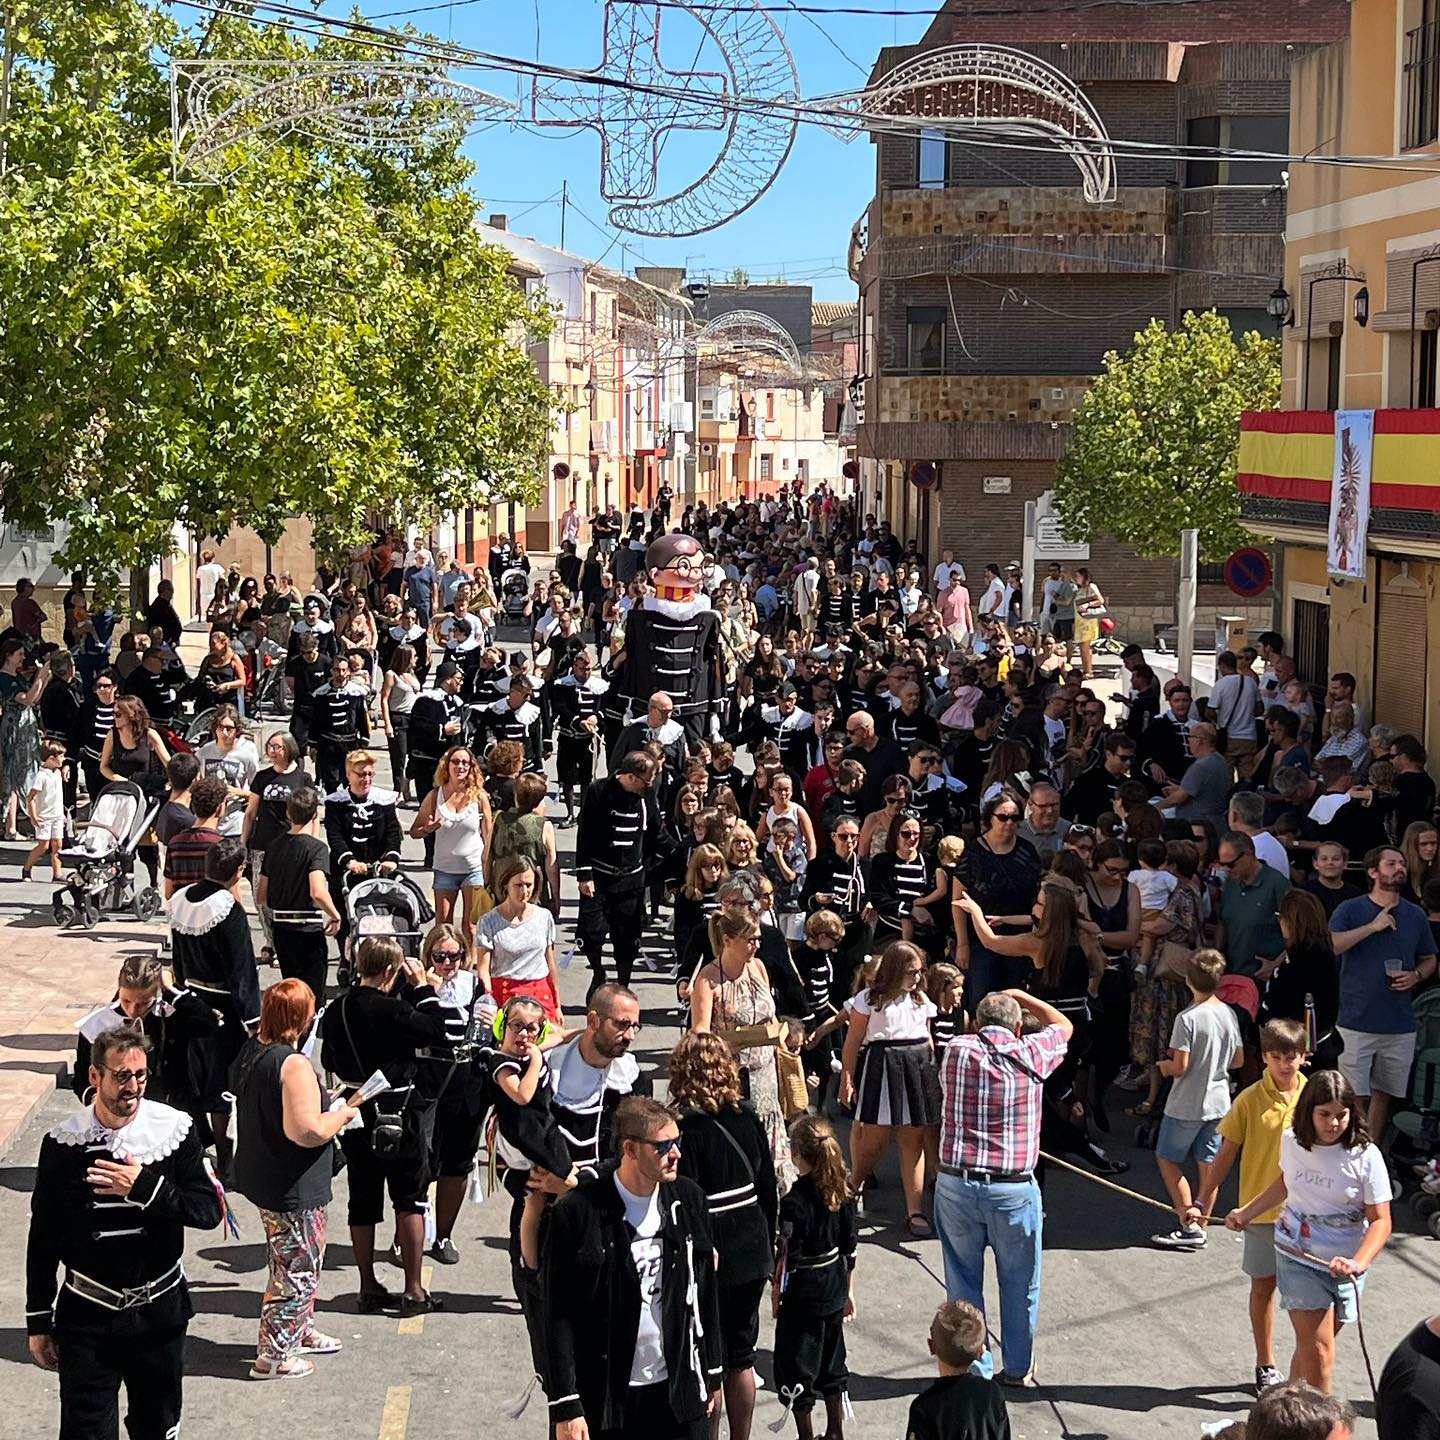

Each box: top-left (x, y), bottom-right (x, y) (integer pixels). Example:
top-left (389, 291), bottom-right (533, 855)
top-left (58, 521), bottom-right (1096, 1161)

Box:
top-left (1033, 489), bottom-right (1089, 560)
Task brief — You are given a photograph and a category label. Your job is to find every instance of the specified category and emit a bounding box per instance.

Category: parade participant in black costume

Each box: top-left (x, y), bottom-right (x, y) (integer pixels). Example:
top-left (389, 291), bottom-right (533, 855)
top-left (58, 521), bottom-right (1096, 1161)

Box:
top-left (323, 749), bottom-right (404, 969)
top-left (286, 597), bottom-right (338, 661)
top-left (432, 594), bottom-right (484, 692)
top-left (414, 924), bottom-right (492, 1267)
top-left (26, 1029), bottom-right (223, 1440)
top-left (165, 837), bottom-right (256, 1178)
top-left (799, 817), bottom-right (872, 983)
top-left (610, 690), bottom-right (689, 809)
top-left (311, 657), bottom-right (369, 796)
top-left (72, 953), bottom-right (217, 1111)
top-left (480, 673), bottom-right (544, 773)
top-left (498, 985), bottom-right (652, 1413)
top-left (259, 785), bottom-right (341, 1006)
top-left (409, 661), bottom-right (466, 831)
top-left (771, 1115), bottom-right (859, 1440)
top-left (318, 936), bottom-right (448, 1317)
top-left (574, 751), bottom-right (658, 993)
top-left (543, 1095), bottom-right (723, 1440)
top-left (749, 682), bottom-right (818, 782)
top-left (609, 532), bottom-right (723, 746)
top-left (551, 649), bottom-right (607, 825)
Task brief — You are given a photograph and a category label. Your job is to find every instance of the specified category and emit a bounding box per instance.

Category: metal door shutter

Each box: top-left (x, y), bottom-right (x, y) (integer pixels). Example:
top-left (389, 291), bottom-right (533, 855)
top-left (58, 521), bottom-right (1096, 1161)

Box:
top-left (1375, 575), bottom-right (1428, 738)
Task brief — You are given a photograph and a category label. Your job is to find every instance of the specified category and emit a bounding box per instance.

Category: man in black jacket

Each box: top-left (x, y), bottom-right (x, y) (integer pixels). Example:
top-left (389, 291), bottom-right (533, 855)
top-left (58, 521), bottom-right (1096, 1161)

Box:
top-left (323, 749), bottom-right (404, 966)
top-left (575, 751), bottom-right (658, 993)
top-left (543, 1096), bottom-right (722, 1440)
top-left (26, 1029), bottom-right (223, 1438)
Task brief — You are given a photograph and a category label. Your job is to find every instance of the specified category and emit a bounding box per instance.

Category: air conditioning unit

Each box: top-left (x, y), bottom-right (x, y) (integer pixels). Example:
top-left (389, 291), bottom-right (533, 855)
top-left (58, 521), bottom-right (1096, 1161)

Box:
top-left (1049, 387), bottom-right (1066, 401)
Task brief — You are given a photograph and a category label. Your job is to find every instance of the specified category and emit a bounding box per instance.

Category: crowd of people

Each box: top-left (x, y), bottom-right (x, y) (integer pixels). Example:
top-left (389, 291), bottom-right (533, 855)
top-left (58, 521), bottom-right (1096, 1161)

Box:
top-left (8, 488), bottom-right (1440, 1440)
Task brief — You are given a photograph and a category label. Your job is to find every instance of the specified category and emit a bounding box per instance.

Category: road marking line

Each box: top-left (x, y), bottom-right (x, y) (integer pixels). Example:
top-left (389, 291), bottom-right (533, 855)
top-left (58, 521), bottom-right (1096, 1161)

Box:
top-left (397, 1263), bottom-right (434, 1335)
top-left (378, 1385), bottom-right (411, 1439)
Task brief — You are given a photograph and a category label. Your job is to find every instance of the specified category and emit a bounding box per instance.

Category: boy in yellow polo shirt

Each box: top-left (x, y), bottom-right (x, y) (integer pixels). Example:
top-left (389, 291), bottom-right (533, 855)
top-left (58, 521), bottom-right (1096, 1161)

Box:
top-left (1192, 1017), bottom-right (1307, 1396)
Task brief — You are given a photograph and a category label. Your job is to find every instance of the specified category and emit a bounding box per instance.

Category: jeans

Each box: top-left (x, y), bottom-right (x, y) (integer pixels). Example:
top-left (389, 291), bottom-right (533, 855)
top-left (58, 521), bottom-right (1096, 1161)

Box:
top-left (934, 1171), bottom-right (1043, 1379)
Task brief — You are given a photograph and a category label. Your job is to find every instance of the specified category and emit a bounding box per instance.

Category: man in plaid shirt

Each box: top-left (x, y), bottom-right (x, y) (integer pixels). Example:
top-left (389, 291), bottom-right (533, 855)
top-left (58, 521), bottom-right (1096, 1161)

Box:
top-left (934, 989), bottom-right (1073, 1387)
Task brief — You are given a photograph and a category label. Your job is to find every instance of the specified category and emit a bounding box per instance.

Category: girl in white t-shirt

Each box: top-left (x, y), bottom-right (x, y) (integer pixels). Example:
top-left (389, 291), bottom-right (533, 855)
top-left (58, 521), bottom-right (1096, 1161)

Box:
top-left (838, 941), bottom-right (942, 1238)
top-left (1225, 1069), bottom-right (1392, 1393)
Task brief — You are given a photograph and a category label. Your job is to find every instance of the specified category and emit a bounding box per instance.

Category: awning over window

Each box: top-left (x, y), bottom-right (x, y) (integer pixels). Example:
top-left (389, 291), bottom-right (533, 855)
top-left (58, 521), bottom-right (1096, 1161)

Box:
top-left (1239, 409), bottom-right (1440, 511)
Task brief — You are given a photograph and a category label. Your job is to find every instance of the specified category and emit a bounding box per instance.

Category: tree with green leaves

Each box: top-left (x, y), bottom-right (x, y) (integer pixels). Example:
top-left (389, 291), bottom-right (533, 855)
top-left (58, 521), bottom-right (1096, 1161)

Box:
top-left (1053, 309), bottom-right (1280, 560)
top-left (0, 1), bottom-right (556, 585)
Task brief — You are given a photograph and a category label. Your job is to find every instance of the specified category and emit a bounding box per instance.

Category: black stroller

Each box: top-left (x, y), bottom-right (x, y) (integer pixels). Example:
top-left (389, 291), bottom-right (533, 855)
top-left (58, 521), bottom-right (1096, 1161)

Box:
top-left (343, 872), bottom-right (435, 962)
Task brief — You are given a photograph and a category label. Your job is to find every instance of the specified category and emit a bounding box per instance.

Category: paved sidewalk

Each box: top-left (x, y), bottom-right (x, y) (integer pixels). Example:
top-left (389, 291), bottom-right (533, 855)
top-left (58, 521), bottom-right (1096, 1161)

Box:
top-left (0, 889), bottom-right (165, 1160)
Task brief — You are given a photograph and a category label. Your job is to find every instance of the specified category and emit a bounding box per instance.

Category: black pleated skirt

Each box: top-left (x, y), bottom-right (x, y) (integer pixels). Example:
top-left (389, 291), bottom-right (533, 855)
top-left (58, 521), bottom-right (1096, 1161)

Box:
top-left (855, 1038), bottom-right (942, 1127)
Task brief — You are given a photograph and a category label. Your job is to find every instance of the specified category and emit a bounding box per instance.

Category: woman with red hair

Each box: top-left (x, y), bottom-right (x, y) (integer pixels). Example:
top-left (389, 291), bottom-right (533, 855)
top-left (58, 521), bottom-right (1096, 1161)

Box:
top-left (229, 980), bottom-right (361, 1379)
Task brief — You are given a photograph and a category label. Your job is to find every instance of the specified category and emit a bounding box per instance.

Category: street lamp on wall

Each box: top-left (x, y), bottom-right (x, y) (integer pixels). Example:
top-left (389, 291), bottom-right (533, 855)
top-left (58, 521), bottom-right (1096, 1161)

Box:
top-left (1353, 287), bottom-right (1369, 328)
top-left (1267, 285), bottom-right (1292, 329)
top-left (1301, 261), bottom-right (1367, 410)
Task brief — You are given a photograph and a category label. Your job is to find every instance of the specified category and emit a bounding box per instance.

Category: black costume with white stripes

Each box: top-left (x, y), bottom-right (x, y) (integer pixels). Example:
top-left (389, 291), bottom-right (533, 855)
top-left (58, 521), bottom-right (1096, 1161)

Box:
top-left (480, 697), bottom-right (543, 772)
top-left (574, 776), bottom-right (655, 990)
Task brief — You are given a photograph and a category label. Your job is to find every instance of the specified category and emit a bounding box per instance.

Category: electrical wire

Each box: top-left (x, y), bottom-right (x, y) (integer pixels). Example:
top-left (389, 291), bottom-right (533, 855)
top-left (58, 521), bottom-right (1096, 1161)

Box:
top-left (165, 0), bottom-right (1440, 179)
top-left (365, 0), bottom-right (1258, 20)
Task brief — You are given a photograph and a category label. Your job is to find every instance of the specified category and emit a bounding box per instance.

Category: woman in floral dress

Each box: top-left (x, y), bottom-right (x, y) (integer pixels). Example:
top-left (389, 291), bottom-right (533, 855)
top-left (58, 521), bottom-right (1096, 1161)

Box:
top-left (689, 906), bottom-right (795, 1191)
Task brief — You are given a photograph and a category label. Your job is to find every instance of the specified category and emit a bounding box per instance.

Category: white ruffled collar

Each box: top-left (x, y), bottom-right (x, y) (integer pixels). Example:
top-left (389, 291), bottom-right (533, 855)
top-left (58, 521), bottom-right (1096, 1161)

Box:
top-left (50, 1100), bottom-right (192, 1164)
top-left (644, 593), bottom-right (712, 622)
top-left (166, 886), bottom-right (236, 935)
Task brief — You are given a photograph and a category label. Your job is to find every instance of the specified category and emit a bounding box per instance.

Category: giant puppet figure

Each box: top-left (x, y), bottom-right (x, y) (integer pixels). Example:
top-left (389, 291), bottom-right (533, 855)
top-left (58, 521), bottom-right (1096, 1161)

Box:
top-left (607, 532), bottom-right (723, 744)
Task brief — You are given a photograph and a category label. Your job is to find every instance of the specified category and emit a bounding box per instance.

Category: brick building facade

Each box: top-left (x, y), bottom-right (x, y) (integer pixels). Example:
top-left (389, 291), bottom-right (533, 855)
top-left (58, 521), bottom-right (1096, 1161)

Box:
top-left (851, 1), bottom-right (1350, 640)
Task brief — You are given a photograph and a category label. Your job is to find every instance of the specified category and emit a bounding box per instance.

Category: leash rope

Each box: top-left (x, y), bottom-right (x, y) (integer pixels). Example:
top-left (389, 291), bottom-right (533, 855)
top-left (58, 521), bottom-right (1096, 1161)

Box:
top-left (1036, 1150), bottom-right (1379, 1402)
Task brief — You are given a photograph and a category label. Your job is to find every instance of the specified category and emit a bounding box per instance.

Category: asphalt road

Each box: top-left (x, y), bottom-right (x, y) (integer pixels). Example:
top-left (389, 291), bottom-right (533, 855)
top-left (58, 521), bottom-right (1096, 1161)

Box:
top-left (3, 718), bottom-right (1439, 1440)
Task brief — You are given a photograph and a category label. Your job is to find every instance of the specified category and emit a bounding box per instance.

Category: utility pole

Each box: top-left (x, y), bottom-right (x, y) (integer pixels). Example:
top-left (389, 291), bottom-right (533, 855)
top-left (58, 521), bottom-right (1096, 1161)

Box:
top-left (560, 179), bottom-right (568, 251)
top-left (1177, 528), bottom-right (1198, 687)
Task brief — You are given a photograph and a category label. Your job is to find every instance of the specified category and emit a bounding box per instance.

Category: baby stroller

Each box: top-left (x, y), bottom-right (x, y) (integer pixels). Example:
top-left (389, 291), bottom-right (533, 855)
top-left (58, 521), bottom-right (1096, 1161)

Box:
top-left (52, 780), bottom-right (163, 929)
top-left (499, 568), bottom-right (532, 624)
top-left (343, 871), bottom-right (434, 964)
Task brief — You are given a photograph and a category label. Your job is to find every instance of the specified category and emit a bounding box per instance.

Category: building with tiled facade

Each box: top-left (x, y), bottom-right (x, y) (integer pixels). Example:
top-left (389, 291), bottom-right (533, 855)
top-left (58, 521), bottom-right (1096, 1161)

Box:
top-left (851, 0), bottom-right (1349, 639)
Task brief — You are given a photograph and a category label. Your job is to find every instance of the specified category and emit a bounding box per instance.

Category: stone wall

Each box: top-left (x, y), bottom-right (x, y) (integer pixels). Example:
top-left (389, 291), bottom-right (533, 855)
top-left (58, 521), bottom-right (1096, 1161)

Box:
top-left (878, 375), bottom-right (1090, 425)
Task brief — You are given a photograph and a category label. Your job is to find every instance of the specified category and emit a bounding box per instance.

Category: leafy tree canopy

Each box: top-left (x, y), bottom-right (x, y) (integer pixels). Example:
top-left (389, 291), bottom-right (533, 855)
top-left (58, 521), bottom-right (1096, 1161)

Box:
top-left (0, 1), bottom-right (556, 582)
top-left (1053, 310), bottom-right (1280, 561)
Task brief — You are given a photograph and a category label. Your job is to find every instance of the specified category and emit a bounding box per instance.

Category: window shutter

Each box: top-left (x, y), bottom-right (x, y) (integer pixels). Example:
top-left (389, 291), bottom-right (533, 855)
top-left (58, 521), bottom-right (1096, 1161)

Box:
top-left (1375, 574), bottom-right (1428, 738)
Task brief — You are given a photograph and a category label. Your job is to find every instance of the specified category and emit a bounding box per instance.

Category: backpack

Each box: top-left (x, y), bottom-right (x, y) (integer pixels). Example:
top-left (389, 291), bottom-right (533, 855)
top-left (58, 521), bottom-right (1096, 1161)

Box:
top-left (489, 808), bottom-right (549, 901)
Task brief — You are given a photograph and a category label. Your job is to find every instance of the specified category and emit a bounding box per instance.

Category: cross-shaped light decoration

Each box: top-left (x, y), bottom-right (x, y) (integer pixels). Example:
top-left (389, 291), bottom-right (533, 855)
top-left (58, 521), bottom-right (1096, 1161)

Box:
top-left (529, 0), bottom-right (800, 238)
top-left (530, 2), bottom-right (726, 204)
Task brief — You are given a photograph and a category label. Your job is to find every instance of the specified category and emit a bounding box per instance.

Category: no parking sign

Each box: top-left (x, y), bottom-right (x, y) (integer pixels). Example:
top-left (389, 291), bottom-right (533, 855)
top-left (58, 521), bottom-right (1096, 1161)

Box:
top-left (1223, 547), bottom-right (1272, 599)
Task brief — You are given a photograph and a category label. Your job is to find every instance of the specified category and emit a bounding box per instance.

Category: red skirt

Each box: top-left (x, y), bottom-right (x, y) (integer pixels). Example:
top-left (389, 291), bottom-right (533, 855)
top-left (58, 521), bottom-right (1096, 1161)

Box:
top-left (491, 972), bottom-right (561, 1022)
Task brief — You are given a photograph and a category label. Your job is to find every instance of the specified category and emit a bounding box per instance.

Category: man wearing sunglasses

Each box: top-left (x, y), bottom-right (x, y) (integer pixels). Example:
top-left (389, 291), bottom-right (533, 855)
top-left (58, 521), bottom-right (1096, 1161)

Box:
top-left (26, 1030), bottom-right (223, 1437)
top-left (544, 1096), bottom-right (722, 1440)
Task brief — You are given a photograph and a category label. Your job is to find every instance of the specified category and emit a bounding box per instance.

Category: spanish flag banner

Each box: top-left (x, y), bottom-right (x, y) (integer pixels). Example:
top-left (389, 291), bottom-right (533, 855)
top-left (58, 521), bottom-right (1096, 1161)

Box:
top-left (1239, 409), bottom-right (1440, 512)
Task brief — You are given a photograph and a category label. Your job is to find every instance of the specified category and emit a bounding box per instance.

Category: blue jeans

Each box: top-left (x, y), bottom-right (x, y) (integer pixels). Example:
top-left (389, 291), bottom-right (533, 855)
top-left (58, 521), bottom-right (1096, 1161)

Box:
top-left (934, 1172), bottom-right (1043, 1379)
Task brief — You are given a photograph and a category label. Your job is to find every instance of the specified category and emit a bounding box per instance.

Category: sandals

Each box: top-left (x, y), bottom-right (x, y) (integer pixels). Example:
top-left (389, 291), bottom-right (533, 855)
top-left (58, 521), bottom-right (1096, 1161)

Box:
top-left (398, 1290), bottom-right (444, 1318)
top-left (249, 1356), bottom-right (314, 1380)
top-left (1126, 1101), bottom-right (1155, 1118)
top-left (356, 1287), bottom-right (397, 1314)
top-left (906, 1213), bottom-right (934, 1239)
top-left (298, 1331), bottom-right (343, 1355)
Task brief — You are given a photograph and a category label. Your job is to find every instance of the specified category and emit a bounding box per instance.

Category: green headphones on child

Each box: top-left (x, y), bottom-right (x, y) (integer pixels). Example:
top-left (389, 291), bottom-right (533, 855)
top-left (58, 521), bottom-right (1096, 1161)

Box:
top-left (492, 1002), bottom-right (551, 1046)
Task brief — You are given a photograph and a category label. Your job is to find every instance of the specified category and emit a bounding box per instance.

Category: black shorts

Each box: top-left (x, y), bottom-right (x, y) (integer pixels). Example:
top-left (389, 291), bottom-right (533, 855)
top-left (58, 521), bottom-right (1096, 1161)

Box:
top-left (340, 1109), bottom-right (431, 1225)
top-left (718, 1277), bottom-right (767, 1370)
top-left (1052, 618), bottom-right (1075, 642)
top-left (427, 1092), bottom-right (486, 1179)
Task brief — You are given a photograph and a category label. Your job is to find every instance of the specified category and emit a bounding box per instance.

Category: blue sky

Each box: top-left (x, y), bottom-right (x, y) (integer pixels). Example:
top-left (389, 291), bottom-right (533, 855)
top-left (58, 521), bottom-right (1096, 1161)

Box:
top-left (186, 1), bottom-right (933, 298)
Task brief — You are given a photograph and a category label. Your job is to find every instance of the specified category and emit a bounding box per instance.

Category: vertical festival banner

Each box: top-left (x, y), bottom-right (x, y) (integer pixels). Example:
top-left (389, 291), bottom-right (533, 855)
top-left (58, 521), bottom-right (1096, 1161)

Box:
top-left (1327, 409), bottom-right (1374, 580)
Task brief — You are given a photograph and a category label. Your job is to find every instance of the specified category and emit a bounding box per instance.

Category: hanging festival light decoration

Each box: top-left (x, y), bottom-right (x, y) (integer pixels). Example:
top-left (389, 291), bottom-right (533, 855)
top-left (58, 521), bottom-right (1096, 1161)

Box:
top-left (527, 0), bottom-right (800, 238)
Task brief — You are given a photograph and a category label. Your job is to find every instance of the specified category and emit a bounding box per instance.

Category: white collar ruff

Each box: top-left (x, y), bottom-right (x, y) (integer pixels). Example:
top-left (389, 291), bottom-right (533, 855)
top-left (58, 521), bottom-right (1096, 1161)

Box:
top-left (166, 886), bottom-right (235, 935)
top-left (644, 593), bottom-right (711, 622)
top-left (50, 1100), bottom-right (193, 1164)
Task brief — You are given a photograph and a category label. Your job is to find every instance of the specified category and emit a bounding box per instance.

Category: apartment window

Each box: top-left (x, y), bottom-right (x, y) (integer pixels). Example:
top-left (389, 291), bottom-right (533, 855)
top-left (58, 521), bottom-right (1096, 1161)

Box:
top-left (1184, 116), bottom-right (1288, 186)
top-left (700, 395), bottom-right (716, 420)
top-left (1406, 0), bottom-right (1440, 148)
top-left (906, 306), bottom-right (946, 373)
top-left (917, 129), bottom-right (946, 189)
top-left (765, 391), bottom-right (776, 422)
top-left (1216, 308), bottom-right (1272, 340)
top-left (1326, 336), bottom-right (1342, 412)
top-left (760, 454), bottom-right (773, 482)
top-left (589, 292), bottom-right (597, 333)
top-left (1421, 329), bottom-right (1439, 406)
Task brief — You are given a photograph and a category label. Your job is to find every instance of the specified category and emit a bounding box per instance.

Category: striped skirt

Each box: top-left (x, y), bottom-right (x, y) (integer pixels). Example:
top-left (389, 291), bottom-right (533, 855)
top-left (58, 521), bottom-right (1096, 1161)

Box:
top-left (855, 1039), bottom-right (942, 1127)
